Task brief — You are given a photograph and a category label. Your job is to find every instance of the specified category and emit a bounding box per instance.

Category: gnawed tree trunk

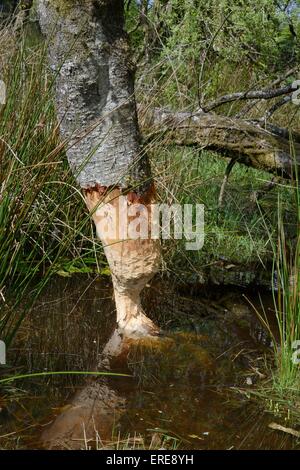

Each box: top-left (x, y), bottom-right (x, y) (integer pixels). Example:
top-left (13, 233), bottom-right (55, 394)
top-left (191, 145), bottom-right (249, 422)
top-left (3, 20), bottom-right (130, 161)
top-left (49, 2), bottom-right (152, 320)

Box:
top-left (37, 0), bottom-right (160, 337)
top-left (141, 108), bottom-right (300, 179)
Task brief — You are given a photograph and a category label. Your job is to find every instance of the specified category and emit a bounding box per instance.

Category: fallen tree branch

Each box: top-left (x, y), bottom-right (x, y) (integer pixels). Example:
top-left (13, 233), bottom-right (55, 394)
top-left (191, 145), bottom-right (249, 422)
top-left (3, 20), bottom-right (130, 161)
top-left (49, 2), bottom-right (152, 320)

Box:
top-left (235, 66), bottom-right (300, 118)
top-left (140, 107), bottom-right (300, 179)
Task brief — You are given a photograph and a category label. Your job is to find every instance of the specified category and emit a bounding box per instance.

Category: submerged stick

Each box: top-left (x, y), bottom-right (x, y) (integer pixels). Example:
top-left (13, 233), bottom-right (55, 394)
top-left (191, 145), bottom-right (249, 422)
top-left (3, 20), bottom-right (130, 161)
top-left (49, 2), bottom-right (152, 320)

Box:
top-left (268, 422), bottom-right (300, 438)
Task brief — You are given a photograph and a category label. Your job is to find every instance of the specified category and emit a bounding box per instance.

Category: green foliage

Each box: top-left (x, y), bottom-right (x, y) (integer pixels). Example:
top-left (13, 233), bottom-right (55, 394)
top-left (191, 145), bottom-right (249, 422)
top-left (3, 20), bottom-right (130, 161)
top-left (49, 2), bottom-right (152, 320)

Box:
top-left (127, 0), bottom-right (300, 108)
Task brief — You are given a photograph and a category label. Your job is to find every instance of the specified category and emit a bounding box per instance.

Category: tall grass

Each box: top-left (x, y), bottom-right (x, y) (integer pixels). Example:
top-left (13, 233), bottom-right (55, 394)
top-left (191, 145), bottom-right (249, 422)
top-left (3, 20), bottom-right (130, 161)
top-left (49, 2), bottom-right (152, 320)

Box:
top-left (0, 21), bottom-right (103, 346)
top-left (248, 151), bottom-right (300, 417)
top-left (271, 163), bottom-right (300, 392)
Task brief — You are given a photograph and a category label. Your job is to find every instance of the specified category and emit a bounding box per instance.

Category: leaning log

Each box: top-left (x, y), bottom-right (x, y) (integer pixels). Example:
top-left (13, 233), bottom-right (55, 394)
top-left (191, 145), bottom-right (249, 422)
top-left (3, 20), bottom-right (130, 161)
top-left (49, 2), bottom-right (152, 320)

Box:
top-left (141, 107), bottom-right (300, 179)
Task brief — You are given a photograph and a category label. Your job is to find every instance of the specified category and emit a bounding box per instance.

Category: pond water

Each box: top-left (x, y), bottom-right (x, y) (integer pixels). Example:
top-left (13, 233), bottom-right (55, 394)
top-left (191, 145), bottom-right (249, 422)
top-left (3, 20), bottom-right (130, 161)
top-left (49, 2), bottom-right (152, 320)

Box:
top-left (0, 276), bottom-right (298, 450)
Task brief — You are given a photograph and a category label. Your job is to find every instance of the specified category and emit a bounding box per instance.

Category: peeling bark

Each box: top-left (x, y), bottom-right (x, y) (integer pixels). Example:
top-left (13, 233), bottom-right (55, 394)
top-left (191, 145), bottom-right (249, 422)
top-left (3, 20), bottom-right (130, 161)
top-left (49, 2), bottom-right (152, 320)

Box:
top-left (202, 83), bottom-right (298, 113)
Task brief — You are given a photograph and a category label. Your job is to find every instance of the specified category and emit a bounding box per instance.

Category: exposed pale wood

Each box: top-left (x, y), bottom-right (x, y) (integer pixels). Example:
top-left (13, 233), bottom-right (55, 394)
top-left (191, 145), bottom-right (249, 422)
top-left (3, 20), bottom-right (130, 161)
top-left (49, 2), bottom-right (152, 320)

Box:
top-left (85, 187), bottom-right (160, 337)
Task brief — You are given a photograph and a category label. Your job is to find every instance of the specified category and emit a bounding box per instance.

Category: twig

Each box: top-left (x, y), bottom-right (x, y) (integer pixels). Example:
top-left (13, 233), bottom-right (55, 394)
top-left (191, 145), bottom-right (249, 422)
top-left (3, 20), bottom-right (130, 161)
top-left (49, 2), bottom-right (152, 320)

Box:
top-left (269, 422), bottom-right (300, 438)
top-left (218, 158), bottom-right (237, 209)
top-left (264, 95), bottom-right (292, 120)
top-left (235, 66), bottom-right (299, 118)
top-left (203, 83), bottom-right (299, 113)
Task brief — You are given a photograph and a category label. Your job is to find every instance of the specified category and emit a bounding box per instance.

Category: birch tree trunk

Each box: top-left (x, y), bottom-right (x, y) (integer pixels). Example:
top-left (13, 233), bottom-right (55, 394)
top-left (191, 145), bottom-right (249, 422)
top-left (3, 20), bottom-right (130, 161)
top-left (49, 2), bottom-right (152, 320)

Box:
top-left (37, 0), bottom-right (160, 337)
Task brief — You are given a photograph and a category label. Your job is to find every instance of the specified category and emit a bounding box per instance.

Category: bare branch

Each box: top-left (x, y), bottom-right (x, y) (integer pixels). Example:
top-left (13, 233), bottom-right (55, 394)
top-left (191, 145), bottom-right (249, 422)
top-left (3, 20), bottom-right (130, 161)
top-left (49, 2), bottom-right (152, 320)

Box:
top-left (235, 66), bottom-right (299, 118)
top-left (202, 83), bottom-right (299, 113)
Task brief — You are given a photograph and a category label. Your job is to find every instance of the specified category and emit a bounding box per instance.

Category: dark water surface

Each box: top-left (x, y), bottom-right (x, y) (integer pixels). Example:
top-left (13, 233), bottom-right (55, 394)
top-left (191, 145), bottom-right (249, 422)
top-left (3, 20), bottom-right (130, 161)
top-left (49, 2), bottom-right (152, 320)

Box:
top-left (0, 276), bottom-right (298, 450)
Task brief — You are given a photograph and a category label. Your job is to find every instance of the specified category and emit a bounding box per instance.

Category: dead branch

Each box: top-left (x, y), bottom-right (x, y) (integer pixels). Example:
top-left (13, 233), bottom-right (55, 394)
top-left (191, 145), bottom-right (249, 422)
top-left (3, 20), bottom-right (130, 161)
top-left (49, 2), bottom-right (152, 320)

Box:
top-left (140, 107), bottom-right (300, 179)
top-left (218, 158), bottom-right (237, 209)
top-left (202, 83), bottom-right (299, 113)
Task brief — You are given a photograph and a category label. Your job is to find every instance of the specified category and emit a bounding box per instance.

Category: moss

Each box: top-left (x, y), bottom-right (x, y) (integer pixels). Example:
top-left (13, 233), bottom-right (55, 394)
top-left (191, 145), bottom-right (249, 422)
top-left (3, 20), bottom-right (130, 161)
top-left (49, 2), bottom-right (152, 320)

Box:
top-left (50, 0), bottom-right (107, 16)
top-left (51, 0), bottom-right (83, 15)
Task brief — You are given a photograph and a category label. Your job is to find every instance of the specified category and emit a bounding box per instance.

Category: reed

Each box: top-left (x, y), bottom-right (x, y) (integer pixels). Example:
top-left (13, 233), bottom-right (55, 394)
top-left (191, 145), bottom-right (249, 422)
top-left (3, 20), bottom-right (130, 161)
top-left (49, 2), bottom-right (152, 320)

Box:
top-left (0, 21), bottom-right (102, 345)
